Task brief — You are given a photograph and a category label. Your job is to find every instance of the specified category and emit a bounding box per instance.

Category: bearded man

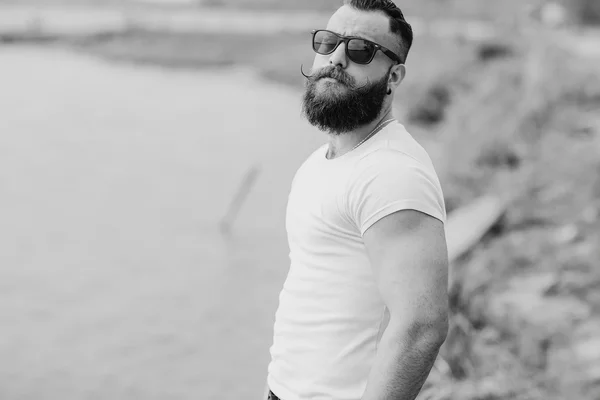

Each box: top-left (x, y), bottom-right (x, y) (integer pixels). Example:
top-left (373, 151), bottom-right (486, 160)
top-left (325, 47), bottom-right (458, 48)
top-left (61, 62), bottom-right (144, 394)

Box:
top-left (265, 1), bottom-right (449, 399)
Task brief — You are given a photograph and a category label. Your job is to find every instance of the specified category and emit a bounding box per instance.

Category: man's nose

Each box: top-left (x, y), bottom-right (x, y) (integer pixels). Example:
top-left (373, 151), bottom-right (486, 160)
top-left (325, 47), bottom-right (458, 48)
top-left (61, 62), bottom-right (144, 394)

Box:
top-left (329, 42), bottom-right (348, 69)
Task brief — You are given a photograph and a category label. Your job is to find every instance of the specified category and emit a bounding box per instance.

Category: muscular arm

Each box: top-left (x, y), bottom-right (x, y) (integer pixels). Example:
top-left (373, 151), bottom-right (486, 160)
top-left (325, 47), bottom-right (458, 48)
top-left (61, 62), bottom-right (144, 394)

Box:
top-left (361, 209), bottom-right (449, 400)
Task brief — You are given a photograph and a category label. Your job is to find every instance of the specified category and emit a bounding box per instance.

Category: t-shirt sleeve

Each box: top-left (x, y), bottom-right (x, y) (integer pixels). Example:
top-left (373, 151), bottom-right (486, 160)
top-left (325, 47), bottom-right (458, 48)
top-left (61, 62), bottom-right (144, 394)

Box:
top-left (345, 149), bottom-right (446, 236)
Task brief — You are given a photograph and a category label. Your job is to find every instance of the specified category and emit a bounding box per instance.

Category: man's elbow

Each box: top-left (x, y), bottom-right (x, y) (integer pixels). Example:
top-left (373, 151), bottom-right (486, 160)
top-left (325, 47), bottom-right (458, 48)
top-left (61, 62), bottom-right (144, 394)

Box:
top-left (416, 313), bottom-right (448, 348)
top-left (426, 314), bottom-right (449, 348)
top-left (391, 312), bottom-right (449, 349)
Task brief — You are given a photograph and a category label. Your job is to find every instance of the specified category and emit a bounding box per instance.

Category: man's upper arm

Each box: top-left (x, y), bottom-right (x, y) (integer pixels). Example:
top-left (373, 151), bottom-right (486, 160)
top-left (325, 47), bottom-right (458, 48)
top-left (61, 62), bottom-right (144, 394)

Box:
top-left (362, 209), bottom-right (449, 329)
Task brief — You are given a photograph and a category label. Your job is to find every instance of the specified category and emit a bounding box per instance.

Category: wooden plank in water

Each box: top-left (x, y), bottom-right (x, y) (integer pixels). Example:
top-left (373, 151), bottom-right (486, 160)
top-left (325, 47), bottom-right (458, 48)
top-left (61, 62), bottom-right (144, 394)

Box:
top-left (220, 164), bottom-right (262, 234)
top-left (446, 194), bottom-right (508, 263)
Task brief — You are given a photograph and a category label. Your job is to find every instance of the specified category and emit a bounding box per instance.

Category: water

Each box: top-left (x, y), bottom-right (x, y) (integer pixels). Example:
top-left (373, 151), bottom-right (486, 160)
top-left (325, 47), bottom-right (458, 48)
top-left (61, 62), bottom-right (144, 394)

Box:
top-left (0, 45), bottom-right (324, 399)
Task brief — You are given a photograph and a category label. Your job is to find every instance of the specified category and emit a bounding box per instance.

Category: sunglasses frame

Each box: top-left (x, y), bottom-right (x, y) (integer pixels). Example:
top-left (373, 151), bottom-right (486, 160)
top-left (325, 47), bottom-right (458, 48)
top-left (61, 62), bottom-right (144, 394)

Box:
top-left (311, 29), bottom-right (402, 65)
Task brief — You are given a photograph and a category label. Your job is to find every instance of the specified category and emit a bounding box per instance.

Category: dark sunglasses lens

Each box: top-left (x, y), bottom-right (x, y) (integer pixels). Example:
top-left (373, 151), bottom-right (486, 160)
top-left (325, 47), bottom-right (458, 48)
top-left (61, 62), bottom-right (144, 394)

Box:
top-left (347, 39), bottom-right (375, 64)
top-left (313, 31), bottom-right (340, 54)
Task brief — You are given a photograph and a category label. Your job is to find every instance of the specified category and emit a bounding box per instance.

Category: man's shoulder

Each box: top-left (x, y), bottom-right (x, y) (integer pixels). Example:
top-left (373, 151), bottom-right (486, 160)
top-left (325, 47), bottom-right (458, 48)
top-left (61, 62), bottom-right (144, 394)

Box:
top-left (347, 126), bottom-right (447, 227)
top-left (356, 145), bottom-right (435, 177)
top-left (359, 122), bottom-right (433, 167)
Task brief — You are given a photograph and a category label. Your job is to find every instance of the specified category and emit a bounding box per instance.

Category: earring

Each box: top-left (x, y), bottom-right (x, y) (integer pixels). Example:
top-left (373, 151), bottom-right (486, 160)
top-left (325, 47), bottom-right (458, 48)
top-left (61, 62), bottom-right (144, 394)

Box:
top-left (386, 88), bottom-right (392, 95)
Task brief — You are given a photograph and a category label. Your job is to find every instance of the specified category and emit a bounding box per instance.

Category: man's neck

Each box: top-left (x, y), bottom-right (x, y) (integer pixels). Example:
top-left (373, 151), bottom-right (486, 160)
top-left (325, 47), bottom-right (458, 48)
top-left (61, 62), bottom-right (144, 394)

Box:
top-left (326, 109), bottom-right (394, 160)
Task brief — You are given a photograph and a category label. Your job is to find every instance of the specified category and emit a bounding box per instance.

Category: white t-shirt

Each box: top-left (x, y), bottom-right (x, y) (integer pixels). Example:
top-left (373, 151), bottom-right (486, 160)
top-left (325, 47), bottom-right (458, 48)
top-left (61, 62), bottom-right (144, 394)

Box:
top-left (267, 121), bottom-right (446, 400)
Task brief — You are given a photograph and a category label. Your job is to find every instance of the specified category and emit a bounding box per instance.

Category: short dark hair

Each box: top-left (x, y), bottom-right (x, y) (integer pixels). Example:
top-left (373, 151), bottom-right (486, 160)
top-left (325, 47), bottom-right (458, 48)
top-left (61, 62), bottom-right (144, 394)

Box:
top-left (344, 0), bottom-right (413, 63)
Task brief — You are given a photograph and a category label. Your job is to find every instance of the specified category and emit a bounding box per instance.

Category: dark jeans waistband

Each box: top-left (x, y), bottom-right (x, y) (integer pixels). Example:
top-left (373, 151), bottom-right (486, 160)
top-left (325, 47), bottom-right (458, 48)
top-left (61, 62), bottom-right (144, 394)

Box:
top-left (268, 390), bottom-right (281, 400)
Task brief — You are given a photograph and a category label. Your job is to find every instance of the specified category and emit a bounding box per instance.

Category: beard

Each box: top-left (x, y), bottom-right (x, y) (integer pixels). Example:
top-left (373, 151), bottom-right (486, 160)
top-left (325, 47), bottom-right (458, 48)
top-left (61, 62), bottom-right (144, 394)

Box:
top-left (301, 65), bottom-right (389, 134)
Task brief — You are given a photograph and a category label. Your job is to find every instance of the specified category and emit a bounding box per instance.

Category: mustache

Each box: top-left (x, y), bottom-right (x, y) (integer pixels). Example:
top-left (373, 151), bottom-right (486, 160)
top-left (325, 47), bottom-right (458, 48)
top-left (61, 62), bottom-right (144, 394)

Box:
top-left (300, 64), bottom-right (370, 90)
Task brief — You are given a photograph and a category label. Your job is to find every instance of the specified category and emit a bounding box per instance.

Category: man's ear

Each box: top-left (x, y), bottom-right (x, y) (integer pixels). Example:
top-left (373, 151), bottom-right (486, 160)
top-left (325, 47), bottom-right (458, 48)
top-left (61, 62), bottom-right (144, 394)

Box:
top-left (389, 64), bottom-right (406, 88)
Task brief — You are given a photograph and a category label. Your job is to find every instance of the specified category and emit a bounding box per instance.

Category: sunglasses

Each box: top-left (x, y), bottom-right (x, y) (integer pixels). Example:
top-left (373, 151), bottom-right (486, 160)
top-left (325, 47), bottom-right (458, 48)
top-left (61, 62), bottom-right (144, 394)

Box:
top-left (311, 29), bottom-right (402, 65)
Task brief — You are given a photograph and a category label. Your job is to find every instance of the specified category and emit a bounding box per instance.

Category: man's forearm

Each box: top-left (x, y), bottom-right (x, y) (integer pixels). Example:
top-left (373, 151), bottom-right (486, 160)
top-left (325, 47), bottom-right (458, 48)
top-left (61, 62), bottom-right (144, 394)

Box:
top-left (361, 320), bottom-right (447, 400)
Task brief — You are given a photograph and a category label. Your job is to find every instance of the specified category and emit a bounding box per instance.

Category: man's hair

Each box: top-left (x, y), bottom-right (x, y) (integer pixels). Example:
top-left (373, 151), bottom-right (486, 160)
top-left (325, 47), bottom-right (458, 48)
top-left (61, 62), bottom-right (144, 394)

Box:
top-left (344, 0), bottom-right (413, 63)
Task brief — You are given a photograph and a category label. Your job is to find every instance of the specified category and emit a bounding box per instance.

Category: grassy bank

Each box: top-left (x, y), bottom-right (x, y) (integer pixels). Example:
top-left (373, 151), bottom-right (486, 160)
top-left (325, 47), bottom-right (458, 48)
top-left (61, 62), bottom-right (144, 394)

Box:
top-left (423, 37), bottom-right (600, 399)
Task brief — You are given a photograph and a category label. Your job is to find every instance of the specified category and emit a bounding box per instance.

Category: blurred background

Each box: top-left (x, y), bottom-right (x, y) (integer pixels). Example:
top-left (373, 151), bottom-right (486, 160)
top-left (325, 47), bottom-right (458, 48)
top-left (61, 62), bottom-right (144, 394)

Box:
top-left (0, 0), bottom-right (599, 399)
